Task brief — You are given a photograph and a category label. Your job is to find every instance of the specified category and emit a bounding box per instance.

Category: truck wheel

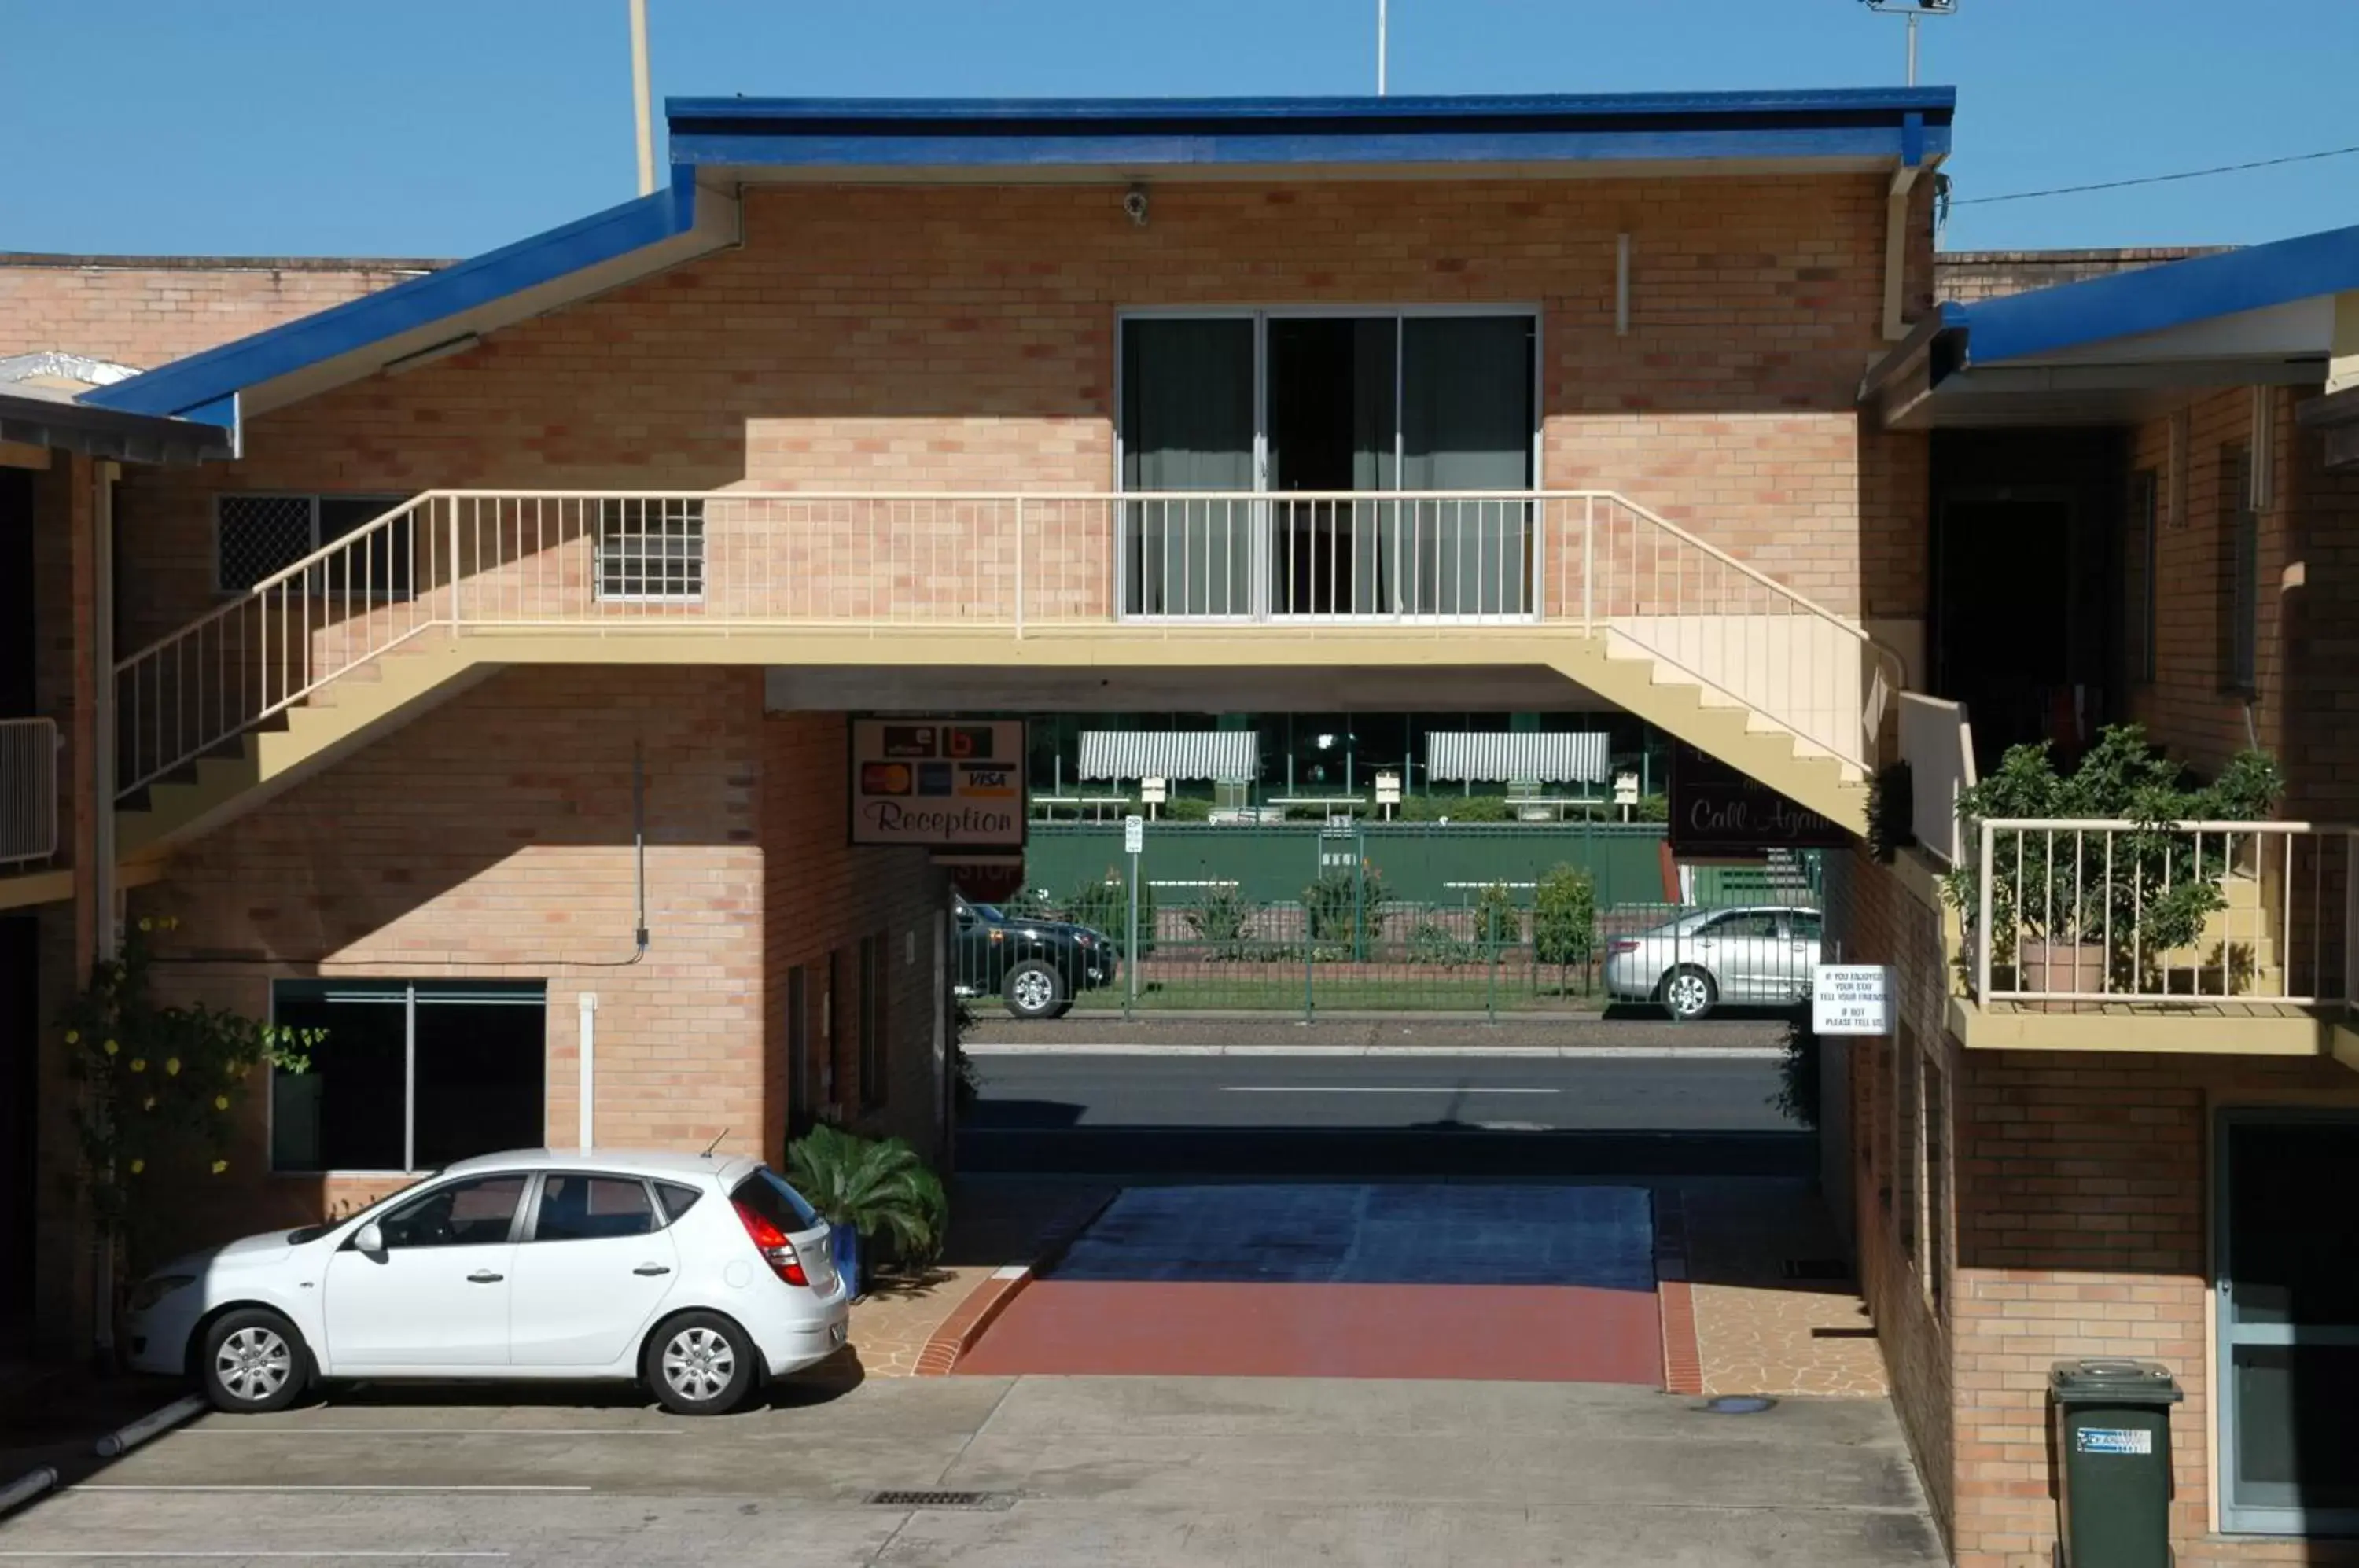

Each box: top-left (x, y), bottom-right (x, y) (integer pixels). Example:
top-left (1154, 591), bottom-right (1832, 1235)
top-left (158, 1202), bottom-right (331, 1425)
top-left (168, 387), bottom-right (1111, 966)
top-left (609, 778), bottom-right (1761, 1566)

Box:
top-left (1004, 962), bottom-right (1065, 1020)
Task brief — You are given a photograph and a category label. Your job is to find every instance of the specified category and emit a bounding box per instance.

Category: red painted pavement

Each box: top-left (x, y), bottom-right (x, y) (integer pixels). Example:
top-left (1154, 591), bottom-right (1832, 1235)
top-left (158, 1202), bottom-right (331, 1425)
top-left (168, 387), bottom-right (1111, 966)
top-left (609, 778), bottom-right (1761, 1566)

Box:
top-left (955, 1280), bottom-right (1662, 1384)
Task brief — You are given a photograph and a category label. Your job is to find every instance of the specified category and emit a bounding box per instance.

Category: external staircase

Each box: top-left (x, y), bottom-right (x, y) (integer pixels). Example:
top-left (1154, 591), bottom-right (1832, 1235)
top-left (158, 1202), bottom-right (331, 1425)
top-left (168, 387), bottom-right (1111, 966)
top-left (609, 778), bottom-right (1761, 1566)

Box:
top-left (109, 489), bottom-right (1905, 860)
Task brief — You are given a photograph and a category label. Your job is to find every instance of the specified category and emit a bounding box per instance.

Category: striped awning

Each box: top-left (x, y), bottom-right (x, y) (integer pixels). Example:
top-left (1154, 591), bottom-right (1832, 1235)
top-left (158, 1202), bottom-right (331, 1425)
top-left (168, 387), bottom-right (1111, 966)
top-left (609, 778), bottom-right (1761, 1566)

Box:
top-left (1425, 731), bottom-right (1611, 784)
top-left (1078, 731), bottom-right (1260, 782)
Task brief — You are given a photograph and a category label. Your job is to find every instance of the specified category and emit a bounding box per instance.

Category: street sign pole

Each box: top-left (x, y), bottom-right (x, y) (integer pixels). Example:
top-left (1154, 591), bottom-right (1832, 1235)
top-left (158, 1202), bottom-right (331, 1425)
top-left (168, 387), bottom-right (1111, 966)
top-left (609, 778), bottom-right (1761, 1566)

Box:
top-left (1124, 815), bottom-right (1144, 1019)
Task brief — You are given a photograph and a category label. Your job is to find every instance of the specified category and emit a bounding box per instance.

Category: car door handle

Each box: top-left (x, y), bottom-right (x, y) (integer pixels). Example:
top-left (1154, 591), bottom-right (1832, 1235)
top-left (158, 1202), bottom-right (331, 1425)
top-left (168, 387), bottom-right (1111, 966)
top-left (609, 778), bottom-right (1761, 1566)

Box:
top-left (632, 1264), bottom-right (672, 1277)
top-left (466, 1270), bottom-right (505, 1284)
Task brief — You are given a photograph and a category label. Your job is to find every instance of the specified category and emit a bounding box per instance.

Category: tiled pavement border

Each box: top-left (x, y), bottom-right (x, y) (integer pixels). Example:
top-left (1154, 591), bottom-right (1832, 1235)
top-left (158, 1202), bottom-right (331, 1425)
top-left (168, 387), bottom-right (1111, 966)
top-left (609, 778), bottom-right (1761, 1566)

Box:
top-left (916, 1187), bottom-right (1121, 1377)
top-left (1652, 1188), bottom-right (1704, 1397)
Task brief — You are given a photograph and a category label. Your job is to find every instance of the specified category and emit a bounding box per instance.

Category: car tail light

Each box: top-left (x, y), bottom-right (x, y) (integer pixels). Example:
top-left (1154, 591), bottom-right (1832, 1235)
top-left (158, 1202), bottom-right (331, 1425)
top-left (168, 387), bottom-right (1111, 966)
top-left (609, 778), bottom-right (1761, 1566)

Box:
top-left (1610, 940), bottom-right (1640, 955)
top-left (733, 1199), bottom-right (810, 1287)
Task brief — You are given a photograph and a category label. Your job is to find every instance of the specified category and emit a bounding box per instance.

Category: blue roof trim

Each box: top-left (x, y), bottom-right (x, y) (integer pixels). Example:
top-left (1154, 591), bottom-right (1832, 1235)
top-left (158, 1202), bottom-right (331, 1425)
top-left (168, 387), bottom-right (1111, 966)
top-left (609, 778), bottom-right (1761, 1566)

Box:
top-left (667, 88), bottom-right (1954, 170)
top-left (86, 170), bottom-right (705, 419)
top-left (1956, 222), bottom-right (2359, 367)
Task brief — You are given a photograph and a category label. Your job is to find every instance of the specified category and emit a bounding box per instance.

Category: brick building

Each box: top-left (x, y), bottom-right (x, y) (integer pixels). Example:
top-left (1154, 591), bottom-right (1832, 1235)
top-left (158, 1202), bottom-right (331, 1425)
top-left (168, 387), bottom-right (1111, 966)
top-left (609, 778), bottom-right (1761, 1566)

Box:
top-left (10, 82), bottom-right (2358, 1562)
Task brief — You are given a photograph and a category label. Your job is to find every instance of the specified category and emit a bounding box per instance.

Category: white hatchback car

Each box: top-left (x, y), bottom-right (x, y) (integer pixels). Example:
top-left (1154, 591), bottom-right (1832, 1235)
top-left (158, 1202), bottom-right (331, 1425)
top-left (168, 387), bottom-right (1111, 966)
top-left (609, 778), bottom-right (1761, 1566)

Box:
top-left (127, 1149), bottom-right (850, 1416)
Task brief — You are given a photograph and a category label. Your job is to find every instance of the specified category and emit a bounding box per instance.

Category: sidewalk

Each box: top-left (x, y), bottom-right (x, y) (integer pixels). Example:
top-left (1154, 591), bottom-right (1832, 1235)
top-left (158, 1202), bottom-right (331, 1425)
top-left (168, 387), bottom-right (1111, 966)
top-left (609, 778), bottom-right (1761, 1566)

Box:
top-left (966, 1014), bottom-right (1790, 1054)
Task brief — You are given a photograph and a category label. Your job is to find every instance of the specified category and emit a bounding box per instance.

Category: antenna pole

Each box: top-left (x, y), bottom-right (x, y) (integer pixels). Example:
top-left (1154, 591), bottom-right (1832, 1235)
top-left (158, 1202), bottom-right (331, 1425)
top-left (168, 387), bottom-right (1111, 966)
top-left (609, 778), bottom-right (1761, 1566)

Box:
top-left (1906, 12), bottom-right (1919, 85)
top-left (630, 0), bottom-right (656, 195)
top-left (1377, 0), bottom-right (1388, 95)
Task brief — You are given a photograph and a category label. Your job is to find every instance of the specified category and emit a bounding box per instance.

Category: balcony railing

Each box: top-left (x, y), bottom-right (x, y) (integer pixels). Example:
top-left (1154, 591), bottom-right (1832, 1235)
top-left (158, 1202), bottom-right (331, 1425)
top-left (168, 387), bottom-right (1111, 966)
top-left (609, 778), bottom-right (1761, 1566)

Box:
top-left (112, 489), bottom-right (1904, 800)
top-left (0, 717), bottom-right (61, 869)
top-left (1967, 818), bottom-right (2357, 1009)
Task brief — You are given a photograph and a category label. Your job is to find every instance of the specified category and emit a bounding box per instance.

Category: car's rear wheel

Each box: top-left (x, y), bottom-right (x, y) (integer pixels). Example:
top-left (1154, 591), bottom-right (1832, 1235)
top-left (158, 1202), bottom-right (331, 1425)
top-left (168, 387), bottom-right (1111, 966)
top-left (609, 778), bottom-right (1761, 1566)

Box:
top-left (1004, 960), bottom-right (1065, 1020)
top-left (1662, 965), bottom-right (1717, 1021)
top-left (645, 1311), bottom-right (756, 1415)
top-left (198, 1307), bottom-right (310, 1414)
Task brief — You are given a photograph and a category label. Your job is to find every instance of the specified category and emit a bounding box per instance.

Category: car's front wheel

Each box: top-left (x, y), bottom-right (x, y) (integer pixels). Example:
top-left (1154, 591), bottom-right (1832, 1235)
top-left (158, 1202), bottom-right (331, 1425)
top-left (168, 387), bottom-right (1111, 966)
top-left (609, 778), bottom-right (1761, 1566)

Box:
top-left (645, 1311), bottom-right (757, 1415)
top-left (1003, 960), bottom-right (1065, 1020)
top-left (197, 1307), bottom-right (311, 1414)
top-left (1662, 965), bottom-right (1717, 1021)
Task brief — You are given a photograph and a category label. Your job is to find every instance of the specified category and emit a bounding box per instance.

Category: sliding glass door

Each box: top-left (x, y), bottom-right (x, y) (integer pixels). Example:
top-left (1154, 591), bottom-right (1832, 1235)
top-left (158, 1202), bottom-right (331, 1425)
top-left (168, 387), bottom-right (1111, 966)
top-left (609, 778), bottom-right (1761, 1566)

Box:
top-left (2217, 1111), bottom-right (2359, 1536)
top-left (1118, 310), bottom-right (1536, 621)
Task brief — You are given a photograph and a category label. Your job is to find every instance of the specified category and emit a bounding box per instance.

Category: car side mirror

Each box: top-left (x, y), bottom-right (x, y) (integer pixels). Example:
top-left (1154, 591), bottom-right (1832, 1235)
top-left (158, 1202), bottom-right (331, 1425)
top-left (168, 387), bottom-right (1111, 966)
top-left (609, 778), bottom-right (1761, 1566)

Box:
top-left (351, 1221), bottom-right (385, 1256)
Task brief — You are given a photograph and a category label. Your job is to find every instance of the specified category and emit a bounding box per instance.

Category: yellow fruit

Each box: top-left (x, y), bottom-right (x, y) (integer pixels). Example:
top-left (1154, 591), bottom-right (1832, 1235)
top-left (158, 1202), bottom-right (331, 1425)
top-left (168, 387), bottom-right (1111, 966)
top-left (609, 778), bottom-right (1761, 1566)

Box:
top-left (164, 1058), bottom-right (181, 1077)
top-left (128, 1159), bottom-right (144, 1176)
top-left (129, 1058), bottom-right (145, 1073)
top-left (63, 1030), bottom-right (78, 1045)
top-left (102, 1040), bottom-right (119, 1057)
top-left (214, 1095), bottom-right (230, 1111)
top-left (210, 1160), bottom-right (227, 1175)
top-left (138, 918), bottom-right (152, 933)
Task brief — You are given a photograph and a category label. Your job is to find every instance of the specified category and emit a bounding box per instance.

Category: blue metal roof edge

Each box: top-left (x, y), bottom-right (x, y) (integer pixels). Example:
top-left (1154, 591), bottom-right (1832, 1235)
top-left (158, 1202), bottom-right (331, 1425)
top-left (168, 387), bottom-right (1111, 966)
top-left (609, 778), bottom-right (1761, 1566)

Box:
top-left (667, 87), bottom-right (1957, 123)
top-left (666, 87), bottom-right (1953, 170)
top-left (1956, 223), bottom-right (2359, 368)
top-left (85, 169), bottom-right (705, 419)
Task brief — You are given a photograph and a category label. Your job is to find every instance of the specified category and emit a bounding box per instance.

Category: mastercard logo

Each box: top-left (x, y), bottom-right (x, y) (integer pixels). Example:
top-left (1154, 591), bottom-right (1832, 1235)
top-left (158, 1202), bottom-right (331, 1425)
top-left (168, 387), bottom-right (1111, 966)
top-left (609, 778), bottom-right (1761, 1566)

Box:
top-left (861, 762), bottom-right (914, 796)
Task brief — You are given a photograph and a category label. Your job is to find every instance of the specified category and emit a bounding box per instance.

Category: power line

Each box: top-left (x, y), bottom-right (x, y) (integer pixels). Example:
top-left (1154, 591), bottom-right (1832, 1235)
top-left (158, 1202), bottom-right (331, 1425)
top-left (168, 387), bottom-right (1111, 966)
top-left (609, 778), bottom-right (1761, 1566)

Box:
top-left (1954, 142), bottom-right (2359, 206)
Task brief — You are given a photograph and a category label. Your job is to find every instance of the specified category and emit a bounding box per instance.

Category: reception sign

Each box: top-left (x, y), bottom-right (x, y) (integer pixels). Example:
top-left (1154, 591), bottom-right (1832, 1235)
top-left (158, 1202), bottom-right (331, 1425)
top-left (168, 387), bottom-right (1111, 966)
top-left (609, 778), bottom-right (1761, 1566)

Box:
top-left (849, 720), bottom-right (1027, 848)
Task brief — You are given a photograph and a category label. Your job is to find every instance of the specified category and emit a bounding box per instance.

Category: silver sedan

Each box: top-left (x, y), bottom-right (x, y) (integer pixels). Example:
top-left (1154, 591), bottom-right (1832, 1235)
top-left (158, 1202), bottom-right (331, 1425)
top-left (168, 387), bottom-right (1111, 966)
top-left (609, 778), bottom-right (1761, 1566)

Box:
top-left (1604, 905), bottom-right (1823, 1020)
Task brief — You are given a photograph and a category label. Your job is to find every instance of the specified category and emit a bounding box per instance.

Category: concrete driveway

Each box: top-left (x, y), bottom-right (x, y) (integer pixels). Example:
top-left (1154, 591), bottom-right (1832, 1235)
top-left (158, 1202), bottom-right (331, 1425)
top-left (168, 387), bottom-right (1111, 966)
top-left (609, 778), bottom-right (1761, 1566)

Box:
top-left (0, 1375), bottom-right (1944, 1566)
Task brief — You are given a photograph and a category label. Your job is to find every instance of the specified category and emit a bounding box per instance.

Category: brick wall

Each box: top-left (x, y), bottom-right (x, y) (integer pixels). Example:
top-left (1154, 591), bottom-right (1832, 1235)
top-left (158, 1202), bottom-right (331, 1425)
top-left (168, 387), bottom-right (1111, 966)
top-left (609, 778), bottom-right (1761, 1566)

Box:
top-left (0, 254), bottom-right (441, 368)
top-left (1934, 248), bottom-right (2225, 307)
top-left (762, 711), bottom-right (949, 1164)
top-left (117, 664), bottom-right (771, 1242)
top-left (106, 175), bottom-right (1932, 649)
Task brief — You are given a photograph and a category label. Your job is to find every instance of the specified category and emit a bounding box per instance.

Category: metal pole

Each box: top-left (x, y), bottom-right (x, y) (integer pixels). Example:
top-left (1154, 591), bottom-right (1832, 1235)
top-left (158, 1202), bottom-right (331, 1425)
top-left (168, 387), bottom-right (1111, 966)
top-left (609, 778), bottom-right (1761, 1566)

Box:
top-left (1376, 0), bottom-right (1388, 94)
top-left (1126, 849), bottom-right (1140, 1019)
top-left (630, 0), bottom-right (657, 196)
top-left (1906, 13), bottom-right (1919, 85)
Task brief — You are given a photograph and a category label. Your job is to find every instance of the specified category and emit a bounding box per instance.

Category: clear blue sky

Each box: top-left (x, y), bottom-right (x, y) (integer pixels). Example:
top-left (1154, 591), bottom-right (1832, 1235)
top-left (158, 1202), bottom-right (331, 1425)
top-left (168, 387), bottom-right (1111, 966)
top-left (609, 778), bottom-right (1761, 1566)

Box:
top-left (4, 0), bottom-right (2352, 259)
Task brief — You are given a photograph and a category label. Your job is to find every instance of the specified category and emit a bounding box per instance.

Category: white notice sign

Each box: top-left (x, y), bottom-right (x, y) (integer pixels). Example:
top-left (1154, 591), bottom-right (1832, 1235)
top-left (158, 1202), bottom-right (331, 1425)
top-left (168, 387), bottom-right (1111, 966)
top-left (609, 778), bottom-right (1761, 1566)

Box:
top-left (1124, 815), bottom-right (1145, 856)
top-left (1812, 964), bottom-right (1895, 1036)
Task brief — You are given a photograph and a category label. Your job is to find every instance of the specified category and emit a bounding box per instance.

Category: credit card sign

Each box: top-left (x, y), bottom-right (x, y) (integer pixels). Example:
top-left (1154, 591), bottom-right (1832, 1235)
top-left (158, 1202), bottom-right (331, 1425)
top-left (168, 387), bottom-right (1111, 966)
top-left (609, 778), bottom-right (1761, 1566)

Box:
top-left (850, 720), bottom-right (1026, 848)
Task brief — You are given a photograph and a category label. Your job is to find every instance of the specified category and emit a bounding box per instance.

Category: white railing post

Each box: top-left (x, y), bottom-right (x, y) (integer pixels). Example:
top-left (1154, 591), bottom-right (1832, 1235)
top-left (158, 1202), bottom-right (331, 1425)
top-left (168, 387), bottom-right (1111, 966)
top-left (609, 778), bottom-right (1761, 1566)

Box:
top-left (445, 497), bottom-right (462, 629)
top-left (1582, 495), bottom-right (1595, 628)
top-left (1014, 495), bottom-right (1026, 640)
top-left (1976, 819), bottom-right (1994, 1003)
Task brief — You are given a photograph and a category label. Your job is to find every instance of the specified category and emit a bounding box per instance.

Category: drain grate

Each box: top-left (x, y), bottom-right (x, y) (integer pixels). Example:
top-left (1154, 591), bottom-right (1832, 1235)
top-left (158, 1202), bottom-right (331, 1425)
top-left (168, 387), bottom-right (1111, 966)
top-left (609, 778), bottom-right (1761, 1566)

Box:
top-left (866, 1490), bottom-right (1015, 1511)
top-left (1782, 1257), bottom-right (1851, 1281)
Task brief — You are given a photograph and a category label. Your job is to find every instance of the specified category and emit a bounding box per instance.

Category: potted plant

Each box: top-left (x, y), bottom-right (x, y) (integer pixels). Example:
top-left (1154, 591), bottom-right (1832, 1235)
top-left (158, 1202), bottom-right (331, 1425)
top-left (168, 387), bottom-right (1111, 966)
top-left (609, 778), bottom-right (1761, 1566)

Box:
top-left (784, 1124), bottom-right (949, 1301)
top-left (1943, 725), bottom-right (2280, 1007)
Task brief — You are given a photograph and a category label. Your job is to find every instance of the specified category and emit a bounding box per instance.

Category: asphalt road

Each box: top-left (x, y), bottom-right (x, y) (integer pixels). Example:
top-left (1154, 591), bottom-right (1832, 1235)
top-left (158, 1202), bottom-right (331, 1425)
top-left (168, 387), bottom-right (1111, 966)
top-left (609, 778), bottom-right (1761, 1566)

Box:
top-left (957, 1047), bottom-right (1812, 1179)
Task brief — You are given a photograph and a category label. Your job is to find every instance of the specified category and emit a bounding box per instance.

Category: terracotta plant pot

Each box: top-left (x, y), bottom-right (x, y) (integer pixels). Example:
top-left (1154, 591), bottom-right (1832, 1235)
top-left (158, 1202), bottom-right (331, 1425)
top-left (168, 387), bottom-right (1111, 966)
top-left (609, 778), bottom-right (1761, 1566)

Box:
top-left (2019, 939), bottom-right (2106, 1013)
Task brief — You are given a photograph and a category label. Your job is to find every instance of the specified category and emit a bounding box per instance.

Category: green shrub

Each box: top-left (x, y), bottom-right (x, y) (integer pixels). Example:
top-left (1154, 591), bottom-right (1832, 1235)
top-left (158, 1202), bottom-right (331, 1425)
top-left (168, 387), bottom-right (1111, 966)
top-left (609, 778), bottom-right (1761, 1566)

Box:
top-left (1400, 792), bottom-right (1511, 823)
top-left (1769, 1016), bottom-right (1820, 1131)
top-left (1532, 863), bottom-right (1598, 966)
top-left (786, 1124), bottom-right (949, 1269)
top-left (1066, 870), bottom-right (1157, 959)
top-left (1161, 797), bottom-right (1214, 823)
top-left (1303, 863), bottom-right (1387, 947)
top-left (1408, 919), bottom-right (1481, 966)
top-left (1183, 885), bottom-right (1262, 960)
top-left (1473, 882), bottom-right (1521, 945)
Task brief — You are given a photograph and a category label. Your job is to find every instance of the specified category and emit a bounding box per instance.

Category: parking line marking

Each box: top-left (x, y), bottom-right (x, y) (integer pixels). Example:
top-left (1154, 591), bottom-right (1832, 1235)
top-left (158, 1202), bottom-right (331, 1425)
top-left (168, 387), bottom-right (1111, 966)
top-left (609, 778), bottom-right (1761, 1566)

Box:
top-left (1220, 1085), bottom-right (1559, 1094)
top-left (0, 1555), bottom-right (509, 1562)
top-left (70, 1485), bottom-right (590, 1494)
top-left (182, 1428), bottom-right (678, 1437)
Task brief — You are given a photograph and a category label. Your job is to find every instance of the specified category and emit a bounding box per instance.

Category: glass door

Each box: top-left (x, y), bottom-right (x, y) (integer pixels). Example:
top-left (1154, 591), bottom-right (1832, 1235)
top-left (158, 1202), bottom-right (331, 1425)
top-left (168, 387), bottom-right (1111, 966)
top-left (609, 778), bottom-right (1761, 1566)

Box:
top-left (1117, 310), bottom-right (1536, 622)
top-left (1120, 318), bottom-right (1257, 617)
top-left (2217, 1111), bottom-right (2359, 1535)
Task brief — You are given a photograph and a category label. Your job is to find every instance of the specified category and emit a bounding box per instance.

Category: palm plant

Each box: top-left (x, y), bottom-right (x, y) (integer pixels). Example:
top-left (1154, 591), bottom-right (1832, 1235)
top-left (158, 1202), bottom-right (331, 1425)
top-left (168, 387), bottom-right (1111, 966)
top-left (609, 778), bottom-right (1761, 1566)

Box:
top-left (786, 1124), bottom-right (950, 1279)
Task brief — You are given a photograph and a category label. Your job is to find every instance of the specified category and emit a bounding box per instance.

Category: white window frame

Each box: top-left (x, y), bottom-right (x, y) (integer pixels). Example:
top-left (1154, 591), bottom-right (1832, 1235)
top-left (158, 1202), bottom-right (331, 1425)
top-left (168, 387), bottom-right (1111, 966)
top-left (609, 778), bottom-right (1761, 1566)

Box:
top-left (1112, 304), bottom-right (1545, 626)
top-left (594, 498), bottom-right (707, 604)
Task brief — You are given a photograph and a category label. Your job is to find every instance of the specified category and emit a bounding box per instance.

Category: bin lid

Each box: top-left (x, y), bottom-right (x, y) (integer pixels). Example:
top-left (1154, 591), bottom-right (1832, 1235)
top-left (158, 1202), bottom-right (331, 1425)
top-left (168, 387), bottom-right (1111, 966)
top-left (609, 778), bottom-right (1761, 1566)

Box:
top-left (2049, 1358), bottom-right (2184, 1404)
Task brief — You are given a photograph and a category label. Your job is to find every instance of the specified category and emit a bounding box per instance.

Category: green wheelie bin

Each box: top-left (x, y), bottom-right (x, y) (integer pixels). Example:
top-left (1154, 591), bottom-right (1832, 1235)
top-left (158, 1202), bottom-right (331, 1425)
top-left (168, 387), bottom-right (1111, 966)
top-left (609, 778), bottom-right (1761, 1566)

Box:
top-left (2050, 1359), bottom-right (2184, 1567)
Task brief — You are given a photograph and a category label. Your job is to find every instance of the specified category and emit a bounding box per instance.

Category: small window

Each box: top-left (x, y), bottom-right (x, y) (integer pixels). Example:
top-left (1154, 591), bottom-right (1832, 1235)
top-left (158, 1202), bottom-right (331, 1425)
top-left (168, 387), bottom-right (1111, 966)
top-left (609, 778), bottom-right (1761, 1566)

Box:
top-left (216, 493), bottom-right (413, 595)
top-left (2219, 444), bottom-right (2259, 693)
top-left (731, 1168), bottom-right (820, 1235)
top-left (1704, 911), bottom-right (1781, 940)
top-left (858, 932), bottom-right (889, 1111)
top-left (2124, 469), bottom-right (2158, 686)
top-left (597, 499), bottom-right (705, 601)
top-left (377, 1173), bottom-right (526, 1250)
top-left (532, 1175), bottom-right (656, 1242)
top-left (656, 1181), bottom-right (704, 1223)
top-left (1787, 911), bottom-right (1824, 942)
